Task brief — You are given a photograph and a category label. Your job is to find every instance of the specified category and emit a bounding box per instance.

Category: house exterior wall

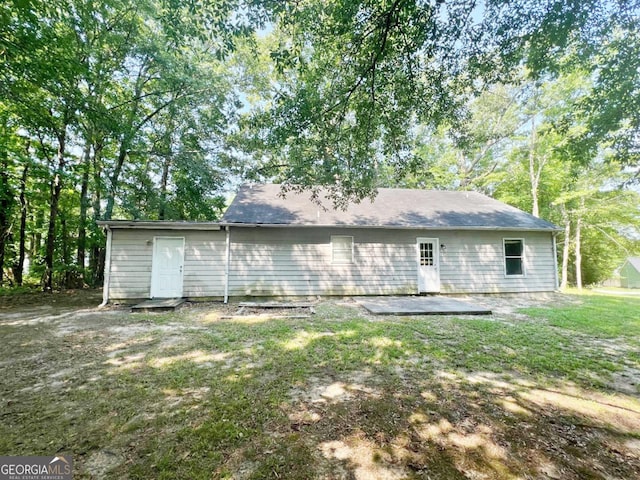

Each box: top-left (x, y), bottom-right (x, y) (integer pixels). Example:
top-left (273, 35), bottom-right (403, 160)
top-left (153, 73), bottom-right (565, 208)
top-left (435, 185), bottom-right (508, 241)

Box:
top-left (437, 230), bottom-right (556, 293)
top-left (620, 262), bottom-right (640, 288)
top-left (227, 227), bottom-right (557, 296)
top-left (107, 226), bottom-right (557, 300)
top-left (108, 229), bottom-right (226, 299)
top-left (228, 228), bottom-right (416, 296)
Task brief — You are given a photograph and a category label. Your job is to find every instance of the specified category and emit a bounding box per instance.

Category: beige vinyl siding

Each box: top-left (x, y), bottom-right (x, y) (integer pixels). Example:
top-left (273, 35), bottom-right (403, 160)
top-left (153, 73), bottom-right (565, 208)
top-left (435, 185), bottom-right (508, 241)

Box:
top-left (108, 229), bottom-right (226, 299)
top-left (228, 228), bottom-right (416, 296)
top-left (438, 230), bottom-right (556, 293)
top-left (228, 228), bottom-right (557, 297)
top-left (107, 226), bottom-right (556, 299)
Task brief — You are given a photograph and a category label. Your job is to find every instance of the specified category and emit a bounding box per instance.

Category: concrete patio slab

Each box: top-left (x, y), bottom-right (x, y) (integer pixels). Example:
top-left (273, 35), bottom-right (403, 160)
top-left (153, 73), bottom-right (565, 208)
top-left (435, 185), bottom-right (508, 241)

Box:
top-left (131, 298), bottom-right (185, 313)
top-left (356, 296), bottom-right (492, 316)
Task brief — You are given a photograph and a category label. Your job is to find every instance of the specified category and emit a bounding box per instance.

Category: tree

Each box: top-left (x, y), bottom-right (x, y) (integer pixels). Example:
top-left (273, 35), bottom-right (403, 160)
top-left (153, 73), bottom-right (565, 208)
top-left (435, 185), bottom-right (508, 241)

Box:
top-left (0, 107), bottom-right (18, 286)
top-left (239, 0), bottom-right (639, 200)
top-left (0, 0), bottom-right (247, 289)
top-left (551, 163), bottom-right (640, 288)
top-left (1, 0), bottom-right (638, 291)
top-left (392, 70), bottom-right (639, 288)
top-left (392, 84), bottom-right (522, 192)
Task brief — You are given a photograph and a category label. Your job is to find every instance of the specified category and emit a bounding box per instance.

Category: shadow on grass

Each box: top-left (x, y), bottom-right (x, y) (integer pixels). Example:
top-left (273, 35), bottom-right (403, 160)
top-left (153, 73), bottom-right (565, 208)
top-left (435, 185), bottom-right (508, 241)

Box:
top-left (1, 301), bottom-right (639, 479)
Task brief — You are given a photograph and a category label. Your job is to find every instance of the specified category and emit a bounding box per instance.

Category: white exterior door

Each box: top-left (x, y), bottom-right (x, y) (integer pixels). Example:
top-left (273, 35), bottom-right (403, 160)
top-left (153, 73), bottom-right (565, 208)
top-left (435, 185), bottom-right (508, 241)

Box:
top-left (417, 237), bottom-right (440, 293)
top-left (151, 237), bottom-right (185, 298)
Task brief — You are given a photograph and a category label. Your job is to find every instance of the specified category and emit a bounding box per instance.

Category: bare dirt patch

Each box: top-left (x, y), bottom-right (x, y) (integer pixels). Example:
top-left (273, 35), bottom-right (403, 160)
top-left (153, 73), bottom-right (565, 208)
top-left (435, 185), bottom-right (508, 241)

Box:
top-left (0, 289), bottom-right (103, 316)
top-left (462, 291), bottom-right (576, 317)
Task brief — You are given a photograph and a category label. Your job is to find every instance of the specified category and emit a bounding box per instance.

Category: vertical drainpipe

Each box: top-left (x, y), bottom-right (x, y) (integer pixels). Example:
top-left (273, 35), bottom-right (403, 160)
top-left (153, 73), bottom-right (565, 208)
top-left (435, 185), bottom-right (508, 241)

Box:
top-left (224, 226), bottom-right (230, 304)
top-left (99, 226), bottom-right (113, 307)
top-left (552, 231), bottom-right (559, 291)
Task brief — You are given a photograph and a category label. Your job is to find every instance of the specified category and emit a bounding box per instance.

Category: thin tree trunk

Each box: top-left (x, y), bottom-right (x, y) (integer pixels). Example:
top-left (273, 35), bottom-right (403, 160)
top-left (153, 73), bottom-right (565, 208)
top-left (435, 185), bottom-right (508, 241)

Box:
top-left (560, 207), bottom-right (570, 290)
top-left (575, 211), bottom-right (583, 290)
top-left (0, 174), bottom-right (9, 288)
top-left (90, 142), bottom-right (104, 286)
top-left (104, 75), bottom-right (181, 221)
top-left (529, 115), bottom-right (540, 218)
top-left (92, 248), bottom-right (105, 287)
top-left (61, 215), bottom-right (70, 287)
top-left (77, 142), bottom-right (91, 280)
top-left (14, 163), bottom-right (28, 286)
top-left (159, 156), bottom-right (170, 220)
top-left (33, 209), bottom-right (43, 257)
top-left (43, 128), bottom-right (67, 291)
top-left (159, 105), bottom-right (177, 220)
top-left (91, 143), bottom-right (103, 223)
top-left (0, 141), bottom-right (12, 287)
top-left (103, 60), bottom-right (149, 221)
top-left (104, 139), bottom-right (127, 220)
top-left (0, 112), bottom-right (14, 287)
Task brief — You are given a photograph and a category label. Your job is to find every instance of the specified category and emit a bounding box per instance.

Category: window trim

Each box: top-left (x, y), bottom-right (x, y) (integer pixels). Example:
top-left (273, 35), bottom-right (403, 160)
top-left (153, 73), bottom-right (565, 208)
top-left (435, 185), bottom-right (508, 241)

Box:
top-left (503, 238), bottom-right (525, 277)
top-left (331, 235), bottom-right (354, 264)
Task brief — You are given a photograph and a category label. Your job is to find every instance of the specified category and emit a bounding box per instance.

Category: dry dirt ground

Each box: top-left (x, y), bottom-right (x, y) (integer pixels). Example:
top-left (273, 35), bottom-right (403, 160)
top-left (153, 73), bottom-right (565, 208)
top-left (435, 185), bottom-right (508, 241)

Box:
top-left (0, 291), bottom-right (639, 479)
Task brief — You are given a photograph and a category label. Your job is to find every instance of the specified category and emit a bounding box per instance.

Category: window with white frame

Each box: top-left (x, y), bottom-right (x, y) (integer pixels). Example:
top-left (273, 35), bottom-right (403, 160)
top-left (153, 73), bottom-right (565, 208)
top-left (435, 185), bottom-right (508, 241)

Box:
top-left (331, 236), bottom-right (354, 264)
top-left (504, 238), bottom-right (524, 276)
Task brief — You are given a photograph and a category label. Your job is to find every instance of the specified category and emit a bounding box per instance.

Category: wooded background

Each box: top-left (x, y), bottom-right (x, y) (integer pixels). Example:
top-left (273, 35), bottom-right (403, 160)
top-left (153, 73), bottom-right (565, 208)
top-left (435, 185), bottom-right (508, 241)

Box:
top-left (1, 0), bottom-right (638, 291)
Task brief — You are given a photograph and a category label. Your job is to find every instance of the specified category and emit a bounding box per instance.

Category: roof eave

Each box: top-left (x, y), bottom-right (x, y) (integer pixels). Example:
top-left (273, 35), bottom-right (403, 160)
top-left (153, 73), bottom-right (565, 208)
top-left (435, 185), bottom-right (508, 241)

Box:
top-left (219, 222), bottom-right (562, 232)
top-left (96, 220), bottom-right (221, 230)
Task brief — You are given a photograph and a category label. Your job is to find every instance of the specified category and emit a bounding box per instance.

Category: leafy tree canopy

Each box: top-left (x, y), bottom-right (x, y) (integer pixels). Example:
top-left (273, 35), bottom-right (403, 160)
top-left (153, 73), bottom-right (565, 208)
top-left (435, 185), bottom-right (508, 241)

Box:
top-left (0, 0), bottom-right (638, 289)
top-left (239, 0), bottom-right (639, 201)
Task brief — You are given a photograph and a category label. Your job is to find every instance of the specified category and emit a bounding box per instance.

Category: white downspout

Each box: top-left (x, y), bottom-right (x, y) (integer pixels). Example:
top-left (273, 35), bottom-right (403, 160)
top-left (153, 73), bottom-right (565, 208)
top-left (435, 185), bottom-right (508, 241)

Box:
top-left (552, 231), bottom-right (559, 291)
top-left (224, 226), bottom-right (230, 304)
top-left (99, 226), bottom-right (113, 307)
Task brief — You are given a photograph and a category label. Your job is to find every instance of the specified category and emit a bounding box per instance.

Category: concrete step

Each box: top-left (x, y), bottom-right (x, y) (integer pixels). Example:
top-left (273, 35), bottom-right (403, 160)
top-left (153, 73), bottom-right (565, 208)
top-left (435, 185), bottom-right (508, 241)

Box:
top-left (131, 298), bottom-right (185, 313)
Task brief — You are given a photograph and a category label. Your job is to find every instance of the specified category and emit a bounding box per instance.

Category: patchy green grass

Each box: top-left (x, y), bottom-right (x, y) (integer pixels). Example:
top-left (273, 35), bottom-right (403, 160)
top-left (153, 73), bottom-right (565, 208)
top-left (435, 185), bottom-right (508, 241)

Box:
top-left (521, 294), bottom-right (640, 339)
top-left (1, 294), bottom-right (639, 479)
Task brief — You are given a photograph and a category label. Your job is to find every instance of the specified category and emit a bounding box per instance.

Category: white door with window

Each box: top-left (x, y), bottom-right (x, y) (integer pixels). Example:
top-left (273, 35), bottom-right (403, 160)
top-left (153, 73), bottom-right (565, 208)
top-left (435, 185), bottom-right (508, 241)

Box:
top-left (151, 237), bottom-right (185, 298)
top-left (417, 237), bottom-right (440, 293)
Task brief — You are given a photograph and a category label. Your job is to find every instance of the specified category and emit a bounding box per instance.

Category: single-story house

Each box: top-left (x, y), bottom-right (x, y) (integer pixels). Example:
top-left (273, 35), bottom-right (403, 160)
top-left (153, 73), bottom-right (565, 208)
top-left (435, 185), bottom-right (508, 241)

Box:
top-left (98, 184), bottom-right (561, 303)
top-left (620, 257), bottom-right (640, 289)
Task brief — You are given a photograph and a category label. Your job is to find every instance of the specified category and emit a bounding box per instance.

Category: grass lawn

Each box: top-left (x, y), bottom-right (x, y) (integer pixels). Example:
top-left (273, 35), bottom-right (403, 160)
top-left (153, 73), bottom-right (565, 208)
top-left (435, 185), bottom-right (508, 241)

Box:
top-left (0, 291), bottom-right (639, 479)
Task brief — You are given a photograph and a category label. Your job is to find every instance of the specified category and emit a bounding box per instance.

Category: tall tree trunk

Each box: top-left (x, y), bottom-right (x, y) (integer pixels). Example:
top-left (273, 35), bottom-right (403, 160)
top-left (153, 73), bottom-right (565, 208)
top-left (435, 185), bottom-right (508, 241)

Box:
top-left (77, 142), bottom-right (91, 281)
top-left (90, 142), bottom-right (104, 286)
top-left (104, 70), bottom-right (179, 221)
top-left (103, 61), bottom-right (149, 221)
top-left (159, 156), bottom-right (171, 220)
top-left (0, 159), bottom-right (11, 287)
top-left (0, 113), bottom-right (14, 287)
top-left (575, 209), bottom-right (583, 290)
top-left (560, 206), bottom-right (570, 290)
top-left (32, 209), bottom-right (43, 257)
top-left (104, 139), bottom-right (128, 220)
top-left (529, 115), bottom-right (540, 218)
top-left (43, 128), bottom-right (67, 291)
top-left (158, 109), bottom-right (176, 220)
top-left (13, 163), bottom-right (29, 286)
top-left (61, 215), bottom-right (70, 287)
top-left (0, 139), bottom-right (12, 287)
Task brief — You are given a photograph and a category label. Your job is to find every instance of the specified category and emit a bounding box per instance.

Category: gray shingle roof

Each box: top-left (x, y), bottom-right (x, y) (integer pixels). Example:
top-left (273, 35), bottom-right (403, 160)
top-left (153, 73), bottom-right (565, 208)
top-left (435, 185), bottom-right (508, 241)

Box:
top-left (221, 184), bottom-right (560, 231)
